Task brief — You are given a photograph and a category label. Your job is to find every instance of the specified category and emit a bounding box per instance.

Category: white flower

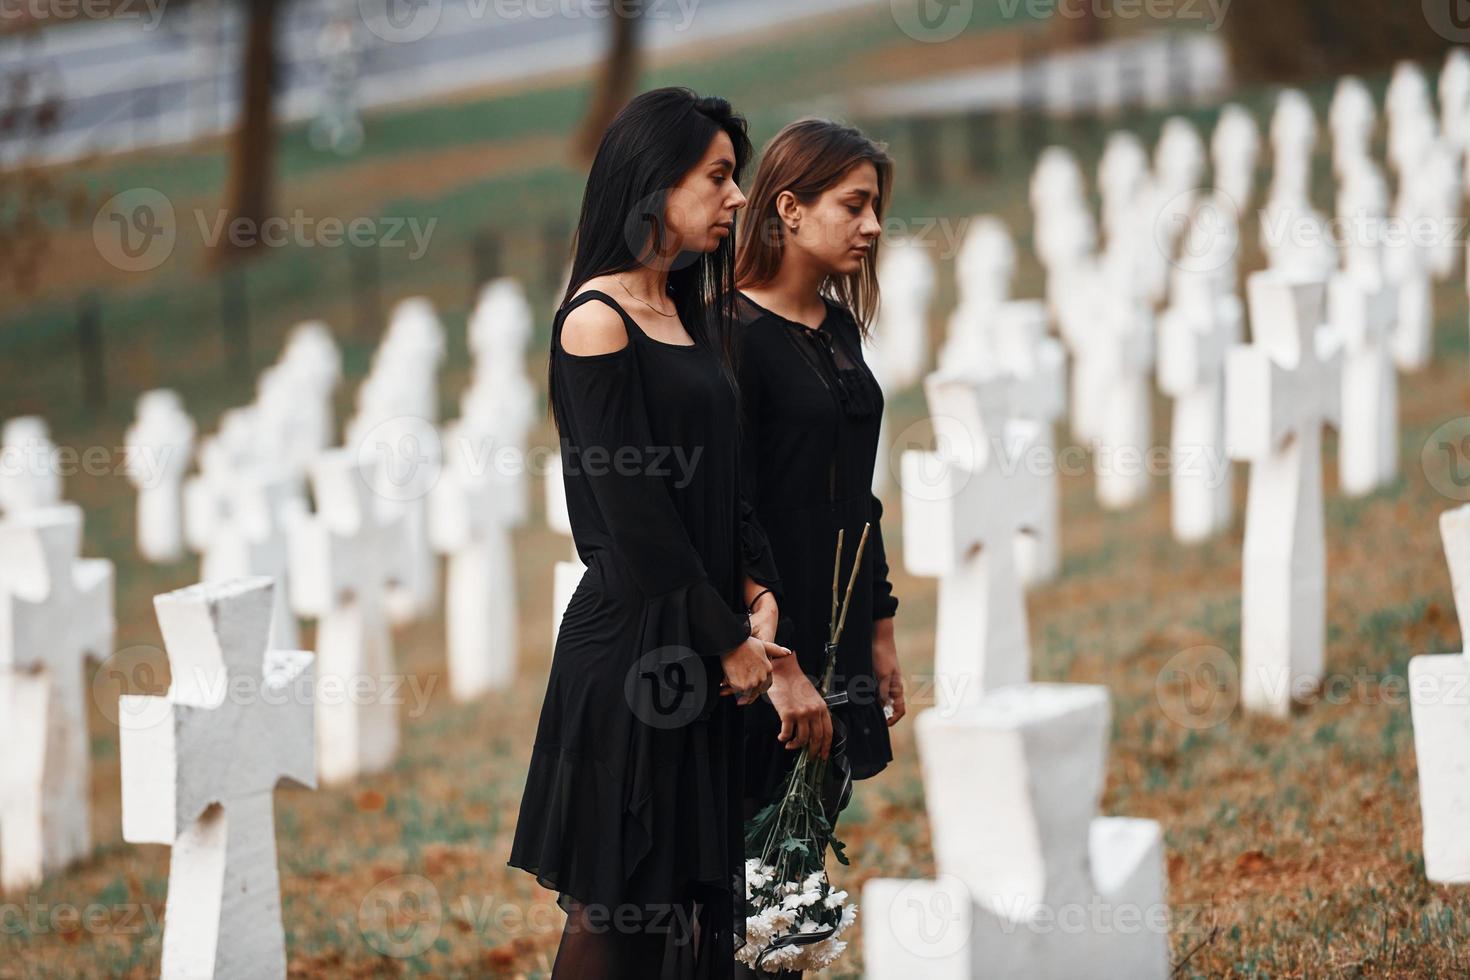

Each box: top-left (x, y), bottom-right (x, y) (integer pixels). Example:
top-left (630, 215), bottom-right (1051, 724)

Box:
top-left (823, 889), bottom-right (848, 909)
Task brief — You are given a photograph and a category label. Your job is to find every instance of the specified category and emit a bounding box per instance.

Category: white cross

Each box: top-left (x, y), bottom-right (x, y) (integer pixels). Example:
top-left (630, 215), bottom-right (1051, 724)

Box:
top-left (125, 389), bottom-right (196, 564)
top-left (1226, 272), bottom-right (1342, 717)
top-left (0, 417), bottom-right (63, 516)
top-left (862, 684), bottom-right (1169, 979)
top-left (0, 503), bottom-right (114, 891)
top-left (288, 450), bottom-right (410, 784)
top-left (1329, 272), bottom-right (1399, 497)
top-left (985, 301), bottom-right (1065, 586)
top-left (429, 417), bottom-right (519, 701)
top-left (1158, 268), bottom-right (1236, 543)
top-left (1409, 504), bottom-right (1470, 883)
top-left (184, 459), bottom-right (305, 653)
top-left (902, 369), bottom-right (1039, 711)
top-left (119, 576), bottom-right (315, 979)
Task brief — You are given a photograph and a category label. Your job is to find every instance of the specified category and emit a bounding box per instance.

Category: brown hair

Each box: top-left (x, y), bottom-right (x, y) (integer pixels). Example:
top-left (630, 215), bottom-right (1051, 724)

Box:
top-left (734, 118), bottom-right (894, 336)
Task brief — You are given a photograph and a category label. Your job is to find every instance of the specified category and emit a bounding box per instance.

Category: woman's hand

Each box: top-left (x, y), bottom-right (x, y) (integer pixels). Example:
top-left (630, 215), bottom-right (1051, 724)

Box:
top-left (719, 635), bottom-right (792, 707)
top-left (767, 655), bottom-right (832, 758)
top-left (873, 617), bottom-right (906, 727)
top-left (749, 590), bottom-right (779, 643)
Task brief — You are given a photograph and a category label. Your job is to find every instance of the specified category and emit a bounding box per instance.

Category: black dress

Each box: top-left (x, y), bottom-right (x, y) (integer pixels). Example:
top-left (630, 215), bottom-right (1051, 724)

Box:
top-left (734, 291), bottom-right (899, 809)
top-left (507, 290), bottom-right (784, 979)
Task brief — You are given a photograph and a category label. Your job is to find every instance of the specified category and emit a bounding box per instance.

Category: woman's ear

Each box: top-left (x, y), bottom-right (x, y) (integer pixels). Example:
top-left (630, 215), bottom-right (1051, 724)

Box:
top-left (774, 190), bottom-right (802, 231)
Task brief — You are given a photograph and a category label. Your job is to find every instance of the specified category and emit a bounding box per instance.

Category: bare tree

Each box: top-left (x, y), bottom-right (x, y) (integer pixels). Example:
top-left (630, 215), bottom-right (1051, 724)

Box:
top-left (210, 0), bottom-right (282, 270)
top-left (573, 0), bottom-right (642, 164)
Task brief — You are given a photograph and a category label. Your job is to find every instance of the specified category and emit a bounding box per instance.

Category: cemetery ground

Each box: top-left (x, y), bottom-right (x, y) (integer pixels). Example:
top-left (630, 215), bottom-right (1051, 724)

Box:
top-left (4, 22), bottom-right (1470, 980)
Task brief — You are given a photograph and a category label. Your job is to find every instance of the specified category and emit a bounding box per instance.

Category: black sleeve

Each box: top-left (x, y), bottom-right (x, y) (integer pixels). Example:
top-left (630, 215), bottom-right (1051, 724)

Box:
top-left (736, 331), bottom-right (786, 610)
top-left (870, 492), bottom-right (899, 620)
top-left (555, 337), bottom-right (751, 660)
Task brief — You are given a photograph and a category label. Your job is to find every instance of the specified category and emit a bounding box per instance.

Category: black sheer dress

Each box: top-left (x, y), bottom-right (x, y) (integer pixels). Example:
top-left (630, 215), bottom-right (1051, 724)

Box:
top-left (734, 291), bottom-right (899, 811)
top-left (507, 290), bottom-right (784, 979)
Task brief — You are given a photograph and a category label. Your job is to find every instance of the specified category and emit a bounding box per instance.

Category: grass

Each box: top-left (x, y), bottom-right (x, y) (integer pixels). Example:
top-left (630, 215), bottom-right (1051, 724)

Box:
top-left (4, 7), bottom-right (1470, 978)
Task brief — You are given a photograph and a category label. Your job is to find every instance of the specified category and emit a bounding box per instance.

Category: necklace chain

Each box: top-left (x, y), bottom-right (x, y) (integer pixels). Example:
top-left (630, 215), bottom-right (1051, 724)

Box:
top-left (616, 277), bottom-right (677, 318)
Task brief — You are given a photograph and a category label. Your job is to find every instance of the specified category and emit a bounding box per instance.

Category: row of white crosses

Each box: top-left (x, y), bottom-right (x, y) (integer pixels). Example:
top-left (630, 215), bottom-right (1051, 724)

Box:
top-left (346, 296), bottom-right (447, 626)
top-left (863, 367), bottom-right (1167, 977)
top-left (177, 320), bottom-right (344, 650)
top-left (430, 278), bottom-right (536, 701)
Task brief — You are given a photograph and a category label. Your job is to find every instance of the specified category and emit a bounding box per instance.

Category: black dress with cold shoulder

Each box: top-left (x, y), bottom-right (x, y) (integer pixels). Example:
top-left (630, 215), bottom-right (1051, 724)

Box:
top-left (506, 290), bottom-right (784, 979)
top-left (734, 291), bottom-right (900, 809)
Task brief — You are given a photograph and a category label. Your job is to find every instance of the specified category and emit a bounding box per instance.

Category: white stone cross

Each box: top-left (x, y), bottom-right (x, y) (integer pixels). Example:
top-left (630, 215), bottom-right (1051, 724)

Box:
top-left (119, 576), bottom-right (315, 979)
top-left (863, 684), bottom-right (1169, 979)
top-left (983, 301), bottom-right (1065, 586)
top-left (1409, 503), bottom-right (1470, 884)
top-left (184, 459), bottom-right (305, 653)
top-left (1226, 272), bottom-right (1341, 716)
top-left (0, 416), bottom-right (63, 516)
top-left (0, 503), bottom-right (115, 892)
top-left (428, 417), bottom-right (519, 702)
top-left (1329, 272), bottom-right (1399, 497)
top-left (288, 451), bottom-right (409, 785)
top-left (125, 389), bottom-right (197, 564)
top-left (1092, 289), bottom-right (1155, 511)
top-left (1158, 266), bottom-right (1235, 543)
top-left (901, 369), bottom-right (1039, 711)
top-left (469, 277), bottom-right (535, 372)
top-left (1211, 103), bottom-right (1260, 210)
top-left (1329, 76), bottom-right (1377, 178)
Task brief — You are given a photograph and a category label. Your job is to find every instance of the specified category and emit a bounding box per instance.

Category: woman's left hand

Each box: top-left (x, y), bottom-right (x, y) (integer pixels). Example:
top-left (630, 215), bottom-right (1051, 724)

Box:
top-left (873, 617), bottom-right (905, 727)
top-left (749, 592), bottom-right (780, 643)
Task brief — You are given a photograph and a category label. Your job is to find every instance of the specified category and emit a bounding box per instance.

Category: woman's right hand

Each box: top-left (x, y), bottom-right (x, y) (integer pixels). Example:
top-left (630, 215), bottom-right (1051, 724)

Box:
top-left (719, 635), bottom-right (792, 707)
top-left (767, 655), bottom-right (833, 759)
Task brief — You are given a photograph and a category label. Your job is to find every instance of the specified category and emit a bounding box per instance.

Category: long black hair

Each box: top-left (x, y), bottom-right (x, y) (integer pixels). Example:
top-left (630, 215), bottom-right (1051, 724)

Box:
top-left (548, 87), bottom-right (753, 434)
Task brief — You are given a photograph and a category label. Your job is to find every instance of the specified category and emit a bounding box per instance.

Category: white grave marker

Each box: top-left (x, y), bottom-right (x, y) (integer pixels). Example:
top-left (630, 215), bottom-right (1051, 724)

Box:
top-left (863, 684), bottom-right (1169, 979)
top-left (125, 389), bottom-right (196, 564)
top-left (902, 370), bottom-right (1039, 711)
top-left (119, 577), bottom-right (315, 979)
top-left (1226, 273), bottom-right (1341, 716)
top-left (0, 504), bottom-right (114, 891)
top-left (288, 452), bottom-right (409, 784)
top-left (1408, 504), bottom-right (1470, 884)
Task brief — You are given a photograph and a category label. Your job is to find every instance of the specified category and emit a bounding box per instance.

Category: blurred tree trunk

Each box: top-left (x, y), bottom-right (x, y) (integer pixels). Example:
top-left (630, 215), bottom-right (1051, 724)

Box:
top-left (1053, 4), bottom-right (1101, 47)
top-left (211, 0), bottom-right (279, 270)
top-left (573, 0), bottom-right (642, 164)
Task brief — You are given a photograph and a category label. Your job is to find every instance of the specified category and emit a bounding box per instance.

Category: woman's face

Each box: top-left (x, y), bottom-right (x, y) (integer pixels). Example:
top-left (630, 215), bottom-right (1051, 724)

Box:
top-left (787, 161), bottom-right (883, 276)
top-left (661, 129), bottom-right (748, 256)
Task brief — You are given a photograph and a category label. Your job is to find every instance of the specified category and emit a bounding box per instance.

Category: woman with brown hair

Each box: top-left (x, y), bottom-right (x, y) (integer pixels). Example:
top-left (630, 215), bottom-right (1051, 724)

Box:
top-left (732, 119), bottom-right (908, 976)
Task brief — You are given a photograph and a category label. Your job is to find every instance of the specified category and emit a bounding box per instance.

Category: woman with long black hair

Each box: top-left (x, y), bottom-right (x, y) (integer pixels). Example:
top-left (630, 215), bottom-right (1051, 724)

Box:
top-left (731, 121), bottom-right (908, 979)
top-left (506, 87), bottom-right (792, 980)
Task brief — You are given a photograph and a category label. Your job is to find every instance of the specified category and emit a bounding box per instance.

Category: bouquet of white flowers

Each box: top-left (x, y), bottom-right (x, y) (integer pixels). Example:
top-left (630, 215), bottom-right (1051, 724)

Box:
top-left (736, 525), bottom-right (869, 974)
